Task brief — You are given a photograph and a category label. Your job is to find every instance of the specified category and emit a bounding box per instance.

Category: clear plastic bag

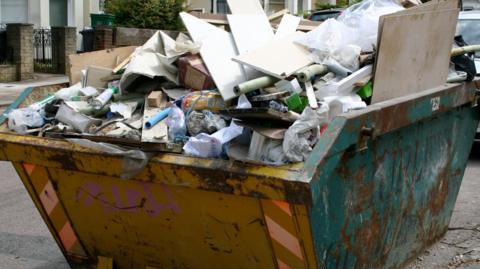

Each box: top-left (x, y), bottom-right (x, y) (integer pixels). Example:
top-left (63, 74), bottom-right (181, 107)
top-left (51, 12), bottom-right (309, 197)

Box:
top-left (296, 0), bottom-right (403, 68)
top-left (295, 18), bottom-right (359, 53)
top-left (186, 110), bottom-right (227, 136)
top-left (8, 108), bottom-right (45, 134)
top-left (183, 133), bottom-right (222, 158)
top-left (283, 105), bottom-right (329, 162)
top-left (67, 139), bottom-right (150, 180)
top-left (338, 0), bottom-right (404, 51)
top-left (166, 105), bottom-right (187, 140)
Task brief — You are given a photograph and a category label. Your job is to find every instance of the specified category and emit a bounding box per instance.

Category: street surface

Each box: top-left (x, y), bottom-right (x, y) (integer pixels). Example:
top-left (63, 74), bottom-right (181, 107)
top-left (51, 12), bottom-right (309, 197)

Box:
top-left (0, 73), bottom-right (68, 106)
top-left (0, 146), bottom-right (478, 268)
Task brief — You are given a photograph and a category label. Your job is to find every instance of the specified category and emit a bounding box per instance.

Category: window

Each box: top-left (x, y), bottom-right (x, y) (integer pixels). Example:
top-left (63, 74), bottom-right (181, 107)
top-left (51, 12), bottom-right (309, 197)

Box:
top-left (0, 0), bottom-right (28, 23)
top-left (216, 0), bottom-right (231, 14)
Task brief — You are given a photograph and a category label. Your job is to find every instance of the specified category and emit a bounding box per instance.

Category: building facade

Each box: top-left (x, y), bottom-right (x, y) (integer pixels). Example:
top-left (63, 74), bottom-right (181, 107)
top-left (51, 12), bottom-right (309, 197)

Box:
top-left (0, 0), bottom-right (101, 49)
top-left (187, 0), bottom-right (327, 15)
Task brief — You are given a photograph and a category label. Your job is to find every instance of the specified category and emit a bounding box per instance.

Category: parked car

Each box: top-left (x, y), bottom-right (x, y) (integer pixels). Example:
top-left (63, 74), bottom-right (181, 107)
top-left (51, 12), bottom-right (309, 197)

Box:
top-left (456, 11), bottom-right (480, 141)
top-left (457, 11), bottom-right (480, 72)
top-left (308, 9), bottom-right (343, 21)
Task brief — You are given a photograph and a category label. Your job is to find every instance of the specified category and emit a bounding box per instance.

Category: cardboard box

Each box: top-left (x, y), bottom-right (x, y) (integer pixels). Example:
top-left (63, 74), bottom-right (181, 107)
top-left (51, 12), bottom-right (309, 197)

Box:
top-left (177, 54), bottom-right (216, 91)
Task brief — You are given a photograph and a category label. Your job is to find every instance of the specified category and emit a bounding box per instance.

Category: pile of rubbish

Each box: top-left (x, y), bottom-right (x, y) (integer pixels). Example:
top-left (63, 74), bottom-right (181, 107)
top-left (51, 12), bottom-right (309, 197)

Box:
top-left (6, 0), bottom-right (474, 166)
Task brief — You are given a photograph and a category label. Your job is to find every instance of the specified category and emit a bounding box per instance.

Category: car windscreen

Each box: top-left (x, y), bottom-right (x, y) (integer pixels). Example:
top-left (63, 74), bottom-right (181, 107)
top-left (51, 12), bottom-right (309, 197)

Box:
top-left (310, 12), bottom-right (340, 21)
top-left (457, 19), bottom-right (480, 46)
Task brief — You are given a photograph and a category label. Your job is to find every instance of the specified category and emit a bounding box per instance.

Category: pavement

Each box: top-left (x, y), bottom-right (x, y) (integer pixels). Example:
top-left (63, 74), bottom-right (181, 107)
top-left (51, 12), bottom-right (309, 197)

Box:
top-left (0, 73), bottom-right (68, 107)
top-left (0, 148), bottom-right (478, 268)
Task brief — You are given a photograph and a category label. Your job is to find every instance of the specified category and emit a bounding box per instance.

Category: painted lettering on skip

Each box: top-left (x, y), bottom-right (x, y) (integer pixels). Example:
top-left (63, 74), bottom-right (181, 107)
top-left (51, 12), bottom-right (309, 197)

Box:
top-left (75, 181), bottom-right (181, 216)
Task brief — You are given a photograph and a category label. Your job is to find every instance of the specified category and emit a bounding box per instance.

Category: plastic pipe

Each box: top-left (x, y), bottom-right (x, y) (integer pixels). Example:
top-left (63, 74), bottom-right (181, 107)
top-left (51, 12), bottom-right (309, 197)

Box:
top-left (325, 62), bottom-right (352, 78)
top-left (234, 76), bottom-right (279, 95)
top-left (145, 107), bottom-right (172, 129)
top-left (296, 64), bottom-right (329, 82)
top-left (451, 45), bottom-right (480, 57)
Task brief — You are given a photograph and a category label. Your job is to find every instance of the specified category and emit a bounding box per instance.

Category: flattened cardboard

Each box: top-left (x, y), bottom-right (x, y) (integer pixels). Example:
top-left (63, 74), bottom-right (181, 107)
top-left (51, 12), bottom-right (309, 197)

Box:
top-left (69, 46), bottom-right (136, 85)
top-left (85, 66), bottom-right (113, 89)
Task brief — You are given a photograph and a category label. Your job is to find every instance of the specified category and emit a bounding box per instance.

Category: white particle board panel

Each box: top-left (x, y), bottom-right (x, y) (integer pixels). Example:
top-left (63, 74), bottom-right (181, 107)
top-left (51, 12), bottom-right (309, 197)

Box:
top-left (232, 32), bottom-right (312, 79)
top-left (371, 8), bottom-right (459, 103)
top-left (227, 14), bottom-right (274, 79)
top-left (180, 12), bottom-right (245, 100)
top-left (227, 14), bottom-right (274, 54)
top-left (275, 14), bottom-right (301, 39)
top-left (227, 0), bottom-right (264, 14)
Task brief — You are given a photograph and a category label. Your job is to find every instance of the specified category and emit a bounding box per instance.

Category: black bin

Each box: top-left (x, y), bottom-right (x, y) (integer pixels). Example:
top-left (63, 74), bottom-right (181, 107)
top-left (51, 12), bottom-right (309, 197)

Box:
top-left (80, 28), bottom-right (95, 52)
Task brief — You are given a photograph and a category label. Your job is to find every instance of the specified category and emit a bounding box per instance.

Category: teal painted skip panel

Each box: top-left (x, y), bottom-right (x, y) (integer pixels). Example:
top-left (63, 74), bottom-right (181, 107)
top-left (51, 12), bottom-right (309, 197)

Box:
top-left (308, 105), bottom-right (479, 269)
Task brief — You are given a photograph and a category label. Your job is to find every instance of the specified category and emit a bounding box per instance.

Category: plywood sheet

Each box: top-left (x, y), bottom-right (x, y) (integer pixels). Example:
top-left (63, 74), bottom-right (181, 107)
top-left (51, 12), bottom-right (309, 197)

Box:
top-left (275, 14), bottom-right (301, 39)
top-left (69, 46), bottom-right (136, 85)
top-left (180, 12), bottom-right (245, 100)
top-left (227, 14), bottom-right (274, 79)
top-left (227, 0), bottom-right (264, 14)
top-left (377, 0), bottom-right (458, 45)
top-left (372, 8), bottom-right (459, 103)
top-left (232, 32), bottom-right (312, 79)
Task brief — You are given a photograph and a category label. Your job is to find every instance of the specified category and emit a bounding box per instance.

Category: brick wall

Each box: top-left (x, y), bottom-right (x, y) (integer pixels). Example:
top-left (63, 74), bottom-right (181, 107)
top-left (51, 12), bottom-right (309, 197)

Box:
top-left (94, 26), bottom-right (114, 50)
top-left (0, 64), bottom-right (16, 82)
top-left (52, 27), bottom-right (77, 75)
top-left (6, 24), bottom-right (34, 81)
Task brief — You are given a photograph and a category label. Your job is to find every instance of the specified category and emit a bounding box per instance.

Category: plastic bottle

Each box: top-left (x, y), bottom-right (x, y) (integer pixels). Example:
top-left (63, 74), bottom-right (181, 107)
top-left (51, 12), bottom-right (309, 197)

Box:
top-left (92, 87), bottom-right (119, 110)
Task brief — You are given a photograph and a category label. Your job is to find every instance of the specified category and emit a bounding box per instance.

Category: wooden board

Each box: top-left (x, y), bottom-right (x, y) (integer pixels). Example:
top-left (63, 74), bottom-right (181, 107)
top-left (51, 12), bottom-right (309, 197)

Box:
top-left (220, 108), bottom-right (299, 123)
top-left (376, 0), bottom-right (458, 46)
top-left (275, 14), bottom-right (301, 39)
top-left (232, 32), bottom-right (312, 79)
top-left (372, 8), bottom-right (459, 103)
top-left (69, 46), bottom-right (136, 85)
top-left (227, 0), bottom-right (264, 14)
top-left (180, 12), bottom-right (245, 101)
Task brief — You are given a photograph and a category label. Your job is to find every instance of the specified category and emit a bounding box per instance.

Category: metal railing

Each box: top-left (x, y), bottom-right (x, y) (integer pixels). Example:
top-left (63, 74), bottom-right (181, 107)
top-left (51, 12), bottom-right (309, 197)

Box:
top-left (33, 28), bottom-right (56, 73)
top-left (0, 24), bottom-right (8, 64)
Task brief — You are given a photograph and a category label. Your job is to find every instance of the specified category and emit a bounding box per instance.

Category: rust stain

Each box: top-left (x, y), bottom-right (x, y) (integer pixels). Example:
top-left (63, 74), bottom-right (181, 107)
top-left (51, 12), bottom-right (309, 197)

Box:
top-left (427, 169), bottom-right (449, 215)
top-left (352, 212), bottom-right (384, 268)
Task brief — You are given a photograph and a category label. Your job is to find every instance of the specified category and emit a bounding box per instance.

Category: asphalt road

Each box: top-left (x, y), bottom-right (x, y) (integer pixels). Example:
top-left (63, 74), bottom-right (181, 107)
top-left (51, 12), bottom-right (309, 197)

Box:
top-left (0, 148), bottom-right (479, 269)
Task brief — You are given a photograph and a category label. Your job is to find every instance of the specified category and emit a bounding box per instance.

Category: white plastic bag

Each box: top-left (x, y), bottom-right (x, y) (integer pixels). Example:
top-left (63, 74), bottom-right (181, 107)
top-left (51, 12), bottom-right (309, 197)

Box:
top-left (8, 108), bottom-right (45, 134)
top-left (54, 82), bottom-right (82, 101)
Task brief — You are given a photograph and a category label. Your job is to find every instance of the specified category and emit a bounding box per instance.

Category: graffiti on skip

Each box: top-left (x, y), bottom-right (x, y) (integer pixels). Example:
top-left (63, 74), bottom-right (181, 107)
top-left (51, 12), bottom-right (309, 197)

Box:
top-left (75, 182), bottom-right (181, 216)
